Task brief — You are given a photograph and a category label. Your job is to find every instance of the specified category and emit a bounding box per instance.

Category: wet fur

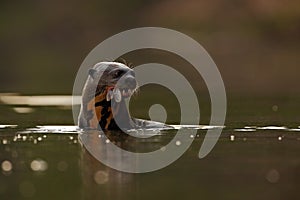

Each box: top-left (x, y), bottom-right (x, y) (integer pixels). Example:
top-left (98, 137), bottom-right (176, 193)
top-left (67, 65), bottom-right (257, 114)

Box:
top-left (78, 61), bottom-right (168, 131)
top-left (78, 62), bottom-right (133, 130)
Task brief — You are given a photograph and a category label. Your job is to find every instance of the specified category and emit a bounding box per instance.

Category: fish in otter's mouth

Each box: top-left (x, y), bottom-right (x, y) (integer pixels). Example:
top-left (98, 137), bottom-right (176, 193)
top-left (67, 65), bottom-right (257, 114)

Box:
top-left (78, 61), bottom-right (168, 131)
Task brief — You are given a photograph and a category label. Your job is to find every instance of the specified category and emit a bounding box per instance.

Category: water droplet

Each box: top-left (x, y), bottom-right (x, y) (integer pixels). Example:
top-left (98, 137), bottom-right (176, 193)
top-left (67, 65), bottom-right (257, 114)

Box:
top-left (37, 137), bottom-right (42, 141)
top-left (278, 136), bottom-right (283, 141)
top-left (190, 135), bottom-right (195, 138)
top-left (33, 139), bottom-right (37, 144)
top-left (230, 135), bottom-right (235, 141)
top-left (30, 159), bottom-right (48, 172)
top-left (272, 105), bottom-right (278, 112)
top-left (1, 160), bottom-right (13, 172)
top-left (175, 140), bottom-right (181, 146)
top-left (94, 170), bottom-right (109, 184)
top-left (105, 139), bottom-right (110, 144)
top-left (43, 135), bottom-right (47, 138)
top-left (2, 139), bottom-right (8, 144)
top-left (22, 136), bottom-right (27, 141)
top-left (69, 136), bottom-right (74, 140)
top-left (266, 169), bottom-right (280, 183)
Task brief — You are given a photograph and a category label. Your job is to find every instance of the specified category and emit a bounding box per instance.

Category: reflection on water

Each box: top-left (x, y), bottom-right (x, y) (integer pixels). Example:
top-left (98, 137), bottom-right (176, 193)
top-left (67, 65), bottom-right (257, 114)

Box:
top-left (80, 140), bottom-right (135, 200)
top-left (0, 127), bottom-right (80, 199)
top-left (20, 126), bottom-right (79, 134)
top-left (0, 94), bottom-right (81, 106)
top-left (0, 125), bottom-right (18, 129)
top-left (1, 93), bottom-right (300, 199)
top-left (1, 124), bottom-right (300, 200)
top-left (5, 124), bottom-right (300, 137)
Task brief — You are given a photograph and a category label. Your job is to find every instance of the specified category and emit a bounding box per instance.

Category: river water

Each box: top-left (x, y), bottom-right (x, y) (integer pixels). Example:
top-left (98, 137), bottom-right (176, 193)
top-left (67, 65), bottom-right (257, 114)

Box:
top-left (0, 94), bottom-right (300, 200)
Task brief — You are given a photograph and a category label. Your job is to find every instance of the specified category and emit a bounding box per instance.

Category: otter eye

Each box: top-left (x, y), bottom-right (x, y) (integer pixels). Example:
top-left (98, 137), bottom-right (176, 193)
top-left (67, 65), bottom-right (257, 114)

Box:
top-left (113, 70), bottom-right (123, 78)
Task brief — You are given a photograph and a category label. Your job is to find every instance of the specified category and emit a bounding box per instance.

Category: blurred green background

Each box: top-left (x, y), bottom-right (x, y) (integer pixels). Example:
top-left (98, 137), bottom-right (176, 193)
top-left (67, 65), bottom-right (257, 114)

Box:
top-left (1, 0), bottom-right (300, 96)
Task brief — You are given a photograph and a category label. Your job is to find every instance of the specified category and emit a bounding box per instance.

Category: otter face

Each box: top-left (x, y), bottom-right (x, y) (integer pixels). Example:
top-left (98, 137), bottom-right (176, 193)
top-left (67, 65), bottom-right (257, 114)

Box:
top-left (79, 61), bottom-right (137, 130)
top-left (89, 62), bottom-right (137, 103)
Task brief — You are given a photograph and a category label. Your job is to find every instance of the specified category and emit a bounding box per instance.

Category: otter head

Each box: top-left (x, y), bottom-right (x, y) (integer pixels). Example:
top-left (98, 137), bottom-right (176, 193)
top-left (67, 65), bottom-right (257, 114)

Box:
top-left (88, 62), bottom-right (137, 102)
top-left (79, 61), bottom-right (137, 130)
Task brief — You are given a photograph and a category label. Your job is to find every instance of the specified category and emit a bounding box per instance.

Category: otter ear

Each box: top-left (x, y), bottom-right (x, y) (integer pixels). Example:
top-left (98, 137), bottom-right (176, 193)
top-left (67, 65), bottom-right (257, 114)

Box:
top-left (88, 69), bottom-right (97, 79)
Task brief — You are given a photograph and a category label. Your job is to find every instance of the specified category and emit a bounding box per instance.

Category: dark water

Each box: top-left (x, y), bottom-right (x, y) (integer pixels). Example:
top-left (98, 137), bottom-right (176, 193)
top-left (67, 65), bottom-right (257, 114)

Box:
top-left (0, 95), bottom-right (300, 200)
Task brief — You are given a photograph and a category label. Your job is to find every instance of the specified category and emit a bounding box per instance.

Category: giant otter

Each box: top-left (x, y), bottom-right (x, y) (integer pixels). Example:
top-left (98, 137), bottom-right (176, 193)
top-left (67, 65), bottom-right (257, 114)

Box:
top-left (78, 61), bottom-right (167, 130)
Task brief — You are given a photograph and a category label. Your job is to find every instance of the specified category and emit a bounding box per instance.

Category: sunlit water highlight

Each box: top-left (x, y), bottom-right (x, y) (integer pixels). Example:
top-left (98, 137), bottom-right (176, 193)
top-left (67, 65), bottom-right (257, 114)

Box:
top-left (1, 94), bottom-right (300, 199)
top-left (1, 124), bottom-right (299, 135)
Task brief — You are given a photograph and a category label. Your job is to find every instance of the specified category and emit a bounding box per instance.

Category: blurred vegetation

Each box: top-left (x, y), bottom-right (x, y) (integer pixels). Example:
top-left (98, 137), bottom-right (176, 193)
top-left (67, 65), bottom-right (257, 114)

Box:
top-left (0, 0), bottom-right (300, 96)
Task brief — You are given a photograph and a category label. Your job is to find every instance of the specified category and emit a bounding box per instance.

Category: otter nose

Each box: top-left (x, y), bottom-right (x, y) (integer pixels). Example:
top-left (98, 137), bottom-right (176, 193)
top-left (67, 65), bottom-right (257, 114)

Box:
top-left (125, 76), bottom-right (137, 89)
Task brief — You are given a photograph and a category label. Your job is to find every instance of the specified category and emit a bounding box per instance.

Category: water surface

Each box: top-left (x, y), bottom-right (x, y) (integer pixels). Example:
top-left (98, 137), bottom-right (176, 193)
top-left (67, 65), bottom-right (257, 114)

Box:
top-left (0, 94), bottom-right (300, 200)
